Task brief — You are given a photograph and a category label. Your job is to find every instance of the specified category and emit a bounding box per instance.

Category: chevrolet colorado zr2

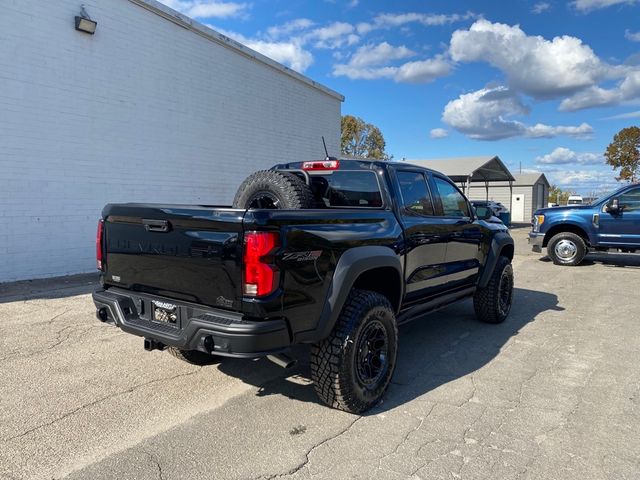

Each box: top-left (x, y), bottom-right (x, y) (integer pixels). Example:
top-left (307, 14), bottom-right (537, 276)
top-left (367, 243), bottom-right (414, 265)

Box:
top-left (93, 159), bottom-right (515, 413)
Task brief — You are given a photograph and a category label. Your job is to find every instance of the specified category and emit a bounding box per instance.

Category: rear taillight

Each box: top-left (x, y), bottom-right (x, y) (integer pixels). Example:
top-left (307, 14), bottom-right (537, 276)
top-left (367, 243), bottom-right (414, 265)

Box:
top-left (243, 231), bottom-right (279, 297)
top-left (96, 219), bottom-right (104, 271)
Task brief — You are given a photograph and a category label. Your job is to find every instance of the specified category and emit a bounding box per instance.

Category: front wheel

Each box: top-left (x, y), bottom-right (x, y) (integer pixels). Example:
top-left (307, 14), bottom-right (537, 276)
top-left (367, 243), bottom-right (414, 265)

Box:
top-left (474, 256), bottom-right (514, 324)
top-left (547, 232), bottom-right (586, 266)
top-left (310, 289), bottom-right (398, 414)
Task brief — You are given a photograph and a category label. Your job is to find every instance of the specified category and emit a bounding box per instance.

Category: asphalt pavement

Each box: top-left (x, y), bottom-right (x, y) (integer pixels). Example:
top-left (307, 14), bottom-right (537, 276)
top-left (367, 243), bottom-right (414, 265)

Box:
top-left (1, 228), bottom-right (639, 480)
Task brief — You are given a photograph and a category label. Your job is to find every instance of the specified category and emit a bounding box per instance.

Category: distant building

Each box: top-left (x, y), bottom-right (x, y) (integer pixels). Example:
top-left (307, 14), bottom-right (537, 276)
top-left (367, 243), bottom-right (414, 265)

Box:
top-left (468, 173), bottom-right (550, 223)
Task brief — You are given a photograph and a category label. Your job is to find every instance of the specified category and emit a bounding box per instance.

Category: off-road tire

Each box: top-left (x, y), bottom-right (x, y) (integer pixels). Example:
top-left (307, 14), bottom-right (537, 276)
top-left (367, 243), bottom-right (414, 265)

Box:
top-left (167, 347), bottom-right (218, 365)
top-left (310, 289), bottom-right (398, 414)
top-left (474, 256), bottom-right (514, 324)
top-left (232, 170), bottom-right (313, 209)
top-left (547, 232), bottom-right (587, 266)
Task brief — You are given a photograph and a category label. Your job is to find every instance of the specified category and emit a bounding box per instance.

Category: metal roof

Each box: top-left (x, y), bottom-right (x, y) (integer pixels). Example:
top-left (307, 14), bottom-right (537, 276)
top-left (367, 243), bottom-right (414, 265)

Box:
top-left (512, 173), bottom-right (550, 187)
top-left (403, 156), bottom-right (516, 183)
top-left (472, 173), bottom-right (551, 188)
top-left (128, 0), bottom-right (344, 102)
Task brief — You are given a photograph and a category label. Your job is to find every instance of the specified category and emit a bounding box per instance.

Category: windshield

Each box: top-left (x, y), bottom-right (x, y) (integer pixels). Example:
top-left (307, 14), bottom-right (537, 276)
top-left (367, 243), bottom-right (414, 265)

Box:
top-left (589, 186), bottom-right (623, 205)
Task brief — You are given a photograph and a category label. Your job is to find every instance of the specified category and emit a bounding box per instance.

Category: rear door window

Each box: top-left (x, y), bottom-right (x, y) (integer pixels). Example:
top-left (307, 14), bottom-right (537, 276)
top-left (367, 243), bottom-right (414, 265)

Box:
top-left (309, 171), bottom-right (383, 208)
top-left (396, 171), bottom-right (435, 216)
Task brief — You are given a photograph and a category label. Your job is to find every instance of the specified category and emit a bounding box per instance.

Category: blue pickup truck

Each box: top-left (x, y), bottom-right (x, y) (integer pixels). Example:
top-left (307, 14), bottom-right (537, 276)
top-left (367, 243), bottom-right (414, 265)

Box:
top-left (529, 183), bottom-right (640, 266)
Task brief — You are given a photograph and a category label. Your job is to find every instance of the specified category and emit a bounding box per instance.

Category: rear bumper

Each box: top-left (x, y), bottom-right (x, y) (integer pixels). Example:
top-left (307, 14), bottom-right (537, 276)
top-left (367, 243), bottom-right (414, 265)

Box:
top-left (92, 288), bottom-right (291, 358)
top-left (528, 232), bottom-right (545, 253)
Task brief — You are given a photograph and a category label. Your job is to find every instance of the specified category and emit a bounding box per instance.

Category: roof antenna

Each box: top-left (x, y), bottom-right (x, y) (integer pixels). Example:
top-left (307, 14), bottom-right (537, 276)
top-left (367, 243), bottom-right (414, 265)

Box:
top-left (322, 136), bottom-right (329, 160)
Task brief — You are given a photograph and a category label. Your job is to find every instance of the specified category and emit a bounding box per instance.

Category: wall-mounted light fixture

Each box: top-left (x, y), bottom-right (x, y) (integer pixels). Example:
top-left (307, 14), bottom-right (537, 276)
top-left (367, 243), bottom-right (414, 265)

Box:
top-left (75, 5), bottom-right (97, 34)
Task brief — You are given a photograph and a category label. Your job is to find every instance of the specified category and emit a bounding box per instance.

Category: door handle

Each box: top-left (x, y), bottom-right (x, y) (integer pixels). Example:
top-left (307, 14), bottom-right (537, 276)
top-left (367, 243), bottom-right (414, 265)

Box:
top-left (410, 233), bottom-right (439, 244)
top-left (143, 219), bottom-right (171, 233)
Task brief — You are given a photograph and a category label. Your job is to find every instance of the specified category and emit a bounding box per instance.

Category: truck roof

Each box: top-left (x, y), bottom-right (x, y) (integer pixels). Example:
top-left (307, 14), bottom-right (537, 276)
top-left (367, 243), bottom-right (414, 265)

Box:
top-left (275, 158), bottom-right (440, 175)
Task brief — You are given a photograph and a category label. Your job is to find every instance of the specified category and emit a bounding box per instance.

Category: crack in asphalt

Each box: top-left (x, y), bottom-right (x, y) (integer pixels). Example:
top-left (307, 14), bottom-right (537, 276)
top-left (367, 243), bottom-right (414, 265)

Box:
top-left (0, 322), bottom-right (109, 362)
top-left (251, 415), bottom-right (364, 480)
top-left (142, 449), bottom-right (166, 480)
top-left (3, 369), bottom-right (202, 443)
top-left (376, 403), bottom-right (436, 473)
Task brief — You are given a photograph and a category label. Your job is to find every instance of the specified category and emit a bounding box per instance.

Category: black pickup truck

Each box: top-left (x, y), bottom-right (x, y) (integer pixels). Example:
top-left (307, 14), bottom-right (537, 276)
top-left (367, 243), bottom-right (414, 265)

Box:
top-left (93, 159), bottom-right (514, 413)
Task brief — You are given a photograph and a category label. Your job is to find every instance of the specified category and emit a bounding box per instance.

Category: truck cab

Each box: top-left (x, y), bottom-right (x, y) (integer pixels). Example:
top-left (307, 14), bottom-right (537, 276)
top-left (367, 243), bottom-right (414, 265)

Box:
top-left (567, 195), bottom-right (583, 206)
top-left (529, 183), bottom-right (640, 265)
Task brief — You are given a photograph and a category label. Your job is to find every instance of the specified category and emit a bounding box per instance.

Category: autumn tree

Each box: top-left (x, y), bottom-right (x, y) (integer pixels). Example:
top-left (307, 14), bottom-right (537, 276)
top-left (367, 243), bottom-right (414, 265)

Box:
top-left (341, 115), bottom-right (390, 160)
top-left (549, 185), bottom-right (570, 205)
top-left (605, 126), bottom-right (640, 182)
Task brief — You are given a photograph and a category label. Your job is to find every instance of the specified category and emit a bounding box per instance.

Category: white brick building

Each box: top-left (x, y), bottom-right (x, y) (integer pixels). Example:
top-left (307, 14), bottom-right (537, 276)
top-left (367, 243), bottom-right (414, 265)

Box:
top-left (0, 0), bottom-right (343, 282)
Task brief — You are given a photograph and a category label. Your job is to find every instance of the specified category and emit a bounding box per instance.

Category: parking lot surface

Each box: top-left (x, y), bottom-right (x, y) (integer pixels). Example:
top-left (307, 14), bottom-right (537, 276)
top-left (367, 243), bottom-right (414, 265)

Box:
top-left (1, 228), bottom-right (639, 480)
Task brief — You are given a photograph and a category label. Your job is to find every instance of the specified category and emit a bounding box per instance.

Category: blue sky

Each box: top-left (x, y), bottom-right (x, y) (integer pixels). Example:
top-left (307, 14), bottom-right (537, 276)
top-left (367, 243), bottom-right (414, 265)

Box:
top-left (160, 0), bottom-right (640, 195)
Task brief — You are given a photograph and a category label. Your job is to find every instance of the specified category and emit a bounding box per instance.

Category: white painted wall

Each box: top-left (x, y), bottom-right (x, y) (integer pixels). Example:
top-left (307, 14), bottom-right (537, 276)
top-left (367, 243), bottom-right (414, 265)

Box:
top-left (0, 0), bottom-right (342, 282)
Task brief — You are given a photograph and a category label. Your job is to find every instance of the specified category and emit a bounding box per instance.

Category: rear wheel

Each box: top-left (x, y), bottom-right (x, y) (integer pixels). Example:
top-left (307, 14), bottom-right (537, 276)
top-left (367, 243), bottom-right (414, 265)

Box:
top-left (232, 170), bottom-right (313, 210)
top-left (168, 347), bottom-right (218, 365)
top-left (310, 289), bottom-right (398, 414)
top-left (547, 232), bottom-right (586, 266)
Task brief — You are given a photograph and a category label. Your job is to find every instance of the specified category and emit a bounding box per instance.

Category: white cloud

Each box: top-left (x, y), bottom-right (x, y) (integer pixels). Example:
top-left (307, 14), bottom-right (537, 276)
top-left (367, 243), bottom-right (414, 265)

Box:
top-left (526, 123), bottom-right (594, 138)
top-left (442, 86), bottom-right (595, 141)
top-left (449, 20), bottom-right (608, 99)
top-left (355, 11), bottom-right (476, 36)
top-left (571, 0), bottom-right (639, 12)
top-left (332, 65), bottom-right (397, 80)
top-left (532, 2), bottom-right (551, 13)
top-left (333, 44), bottom-right (450, 83)
top-left (245, 40), bottom-right (313, 71)
top-left (547, 169), bottom-right (620, 191)
top-left (213, 28), bottom-right (313, 72)
top-left (347, 42), bottom-right (415, 67)
top-left (303, 22), bottom-right (359, 49)
top-left (559, 70), bottom-right (640, 110)
top-left (602, 110), bottom-right (640, 120)
top-left (442, 86), bottom-right (530, 140)
top-left (267, 19), bottom-right (315, 39)
top-left (536, 147), bottom-right (603, 165)
top-left (160, 0), bottom-right (249, 18)
top-left (394, 57), bottom-right (452, 83)
top-left (625, 29), bottom-right (640, 42)
top-left (430, 128), bottom-right (448, 139)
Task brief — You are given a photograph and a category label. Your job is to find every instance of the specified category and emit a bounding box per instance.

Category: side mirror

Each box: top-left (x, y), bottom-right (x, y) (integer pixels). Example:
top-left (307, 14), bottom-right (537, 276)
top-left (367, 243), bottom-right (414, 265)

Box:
top-left (607, 197), bottom-right (621, 213)
top-left (474, 206), bottom-right (493, 220)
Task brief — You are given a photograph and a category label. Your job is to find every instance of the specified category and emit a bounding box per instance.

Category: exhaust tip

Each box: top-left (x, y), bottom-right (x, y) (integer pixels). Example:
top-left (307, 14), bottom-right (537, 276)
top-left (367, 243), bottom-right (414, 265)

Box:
top-left (267, 353), bottom-right (297, 369)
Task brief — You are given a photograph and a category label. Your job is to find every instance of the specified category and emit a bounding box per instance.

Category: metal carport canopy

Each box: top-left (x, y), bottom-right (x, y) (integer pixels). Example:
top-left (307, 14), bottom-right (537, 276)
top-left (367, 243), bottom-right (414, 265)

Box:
top-left (402, 156), bottom-right (516, 212)
top-left (403, 156), bottom-right (515, 184)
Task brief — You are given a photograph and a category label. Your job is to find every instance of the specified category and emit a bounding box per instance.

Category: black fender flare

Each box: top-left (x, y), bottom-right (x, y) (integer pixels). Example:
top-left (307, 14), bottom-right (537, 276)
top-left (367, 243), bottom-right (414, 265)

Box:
top-left (303, 246), bottom-right (403, 342)
top-left (478, 232), bottom-right (514, 288)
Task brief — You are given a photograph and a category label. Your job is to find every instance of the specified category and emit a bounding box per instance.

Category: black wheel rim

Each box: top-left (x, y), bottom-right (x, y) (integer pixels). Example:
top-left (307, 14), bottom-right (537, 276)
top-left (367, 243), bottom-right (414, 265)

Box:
top-left (247, 191), bottom-right (281, 209)
top-left (355, 319), bottom-right (389, 387)
top-left (498, 269), bottom-right (513, 316)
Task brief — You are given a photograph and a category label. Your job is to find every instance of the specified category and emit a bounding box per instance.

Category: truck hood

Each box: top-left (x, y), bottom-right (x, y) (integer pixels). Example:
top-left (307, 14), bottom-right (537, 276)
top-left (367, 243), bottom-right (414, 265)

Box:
top-left (534, 205), bottom-right (594, 216)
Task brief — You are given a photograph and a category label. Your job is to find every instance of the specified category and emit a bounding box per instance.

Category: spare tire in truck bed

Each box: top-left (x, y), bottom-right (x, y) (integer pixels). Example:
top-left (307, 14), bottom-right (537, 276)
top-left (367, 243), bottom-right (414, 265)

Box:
top-left (232, 170), bottom-right (314, 209)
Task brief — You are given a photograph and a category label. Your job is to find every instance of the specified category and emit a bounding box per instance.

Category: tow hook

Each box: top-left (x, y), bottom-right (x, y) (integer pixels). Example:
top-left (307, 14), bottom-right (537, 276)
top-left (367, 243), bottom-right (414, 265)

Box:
top-left (267, 353), bottom-right (297, 369)
top-left (143, 338), bottom-right (165, 352)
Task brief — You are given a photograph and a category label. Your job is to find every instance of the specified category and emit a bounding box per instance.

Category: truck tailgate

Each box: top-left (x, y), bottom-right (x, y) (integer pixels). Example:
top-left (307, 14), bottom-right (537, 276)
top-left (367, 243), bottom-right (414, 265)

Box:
top-left (102, 204), bottom-right (243, 309)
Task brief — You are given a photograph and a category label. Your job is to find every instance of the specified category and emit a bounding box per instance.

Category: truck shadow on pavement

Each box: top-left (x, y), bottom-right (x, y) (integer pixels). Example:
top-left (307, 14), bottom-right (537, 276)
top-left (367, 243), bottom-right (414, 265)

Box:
top-left (216, 287), bottom-right (562, 413)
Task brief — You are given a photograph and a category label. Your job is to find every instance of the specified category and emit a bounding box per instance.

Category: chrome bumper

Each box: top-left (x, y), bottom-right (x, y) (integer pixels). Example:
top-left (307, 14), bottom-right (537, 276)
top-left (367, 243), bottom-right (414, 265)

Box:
top-left (528, 232), bottom-right (545, 253)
